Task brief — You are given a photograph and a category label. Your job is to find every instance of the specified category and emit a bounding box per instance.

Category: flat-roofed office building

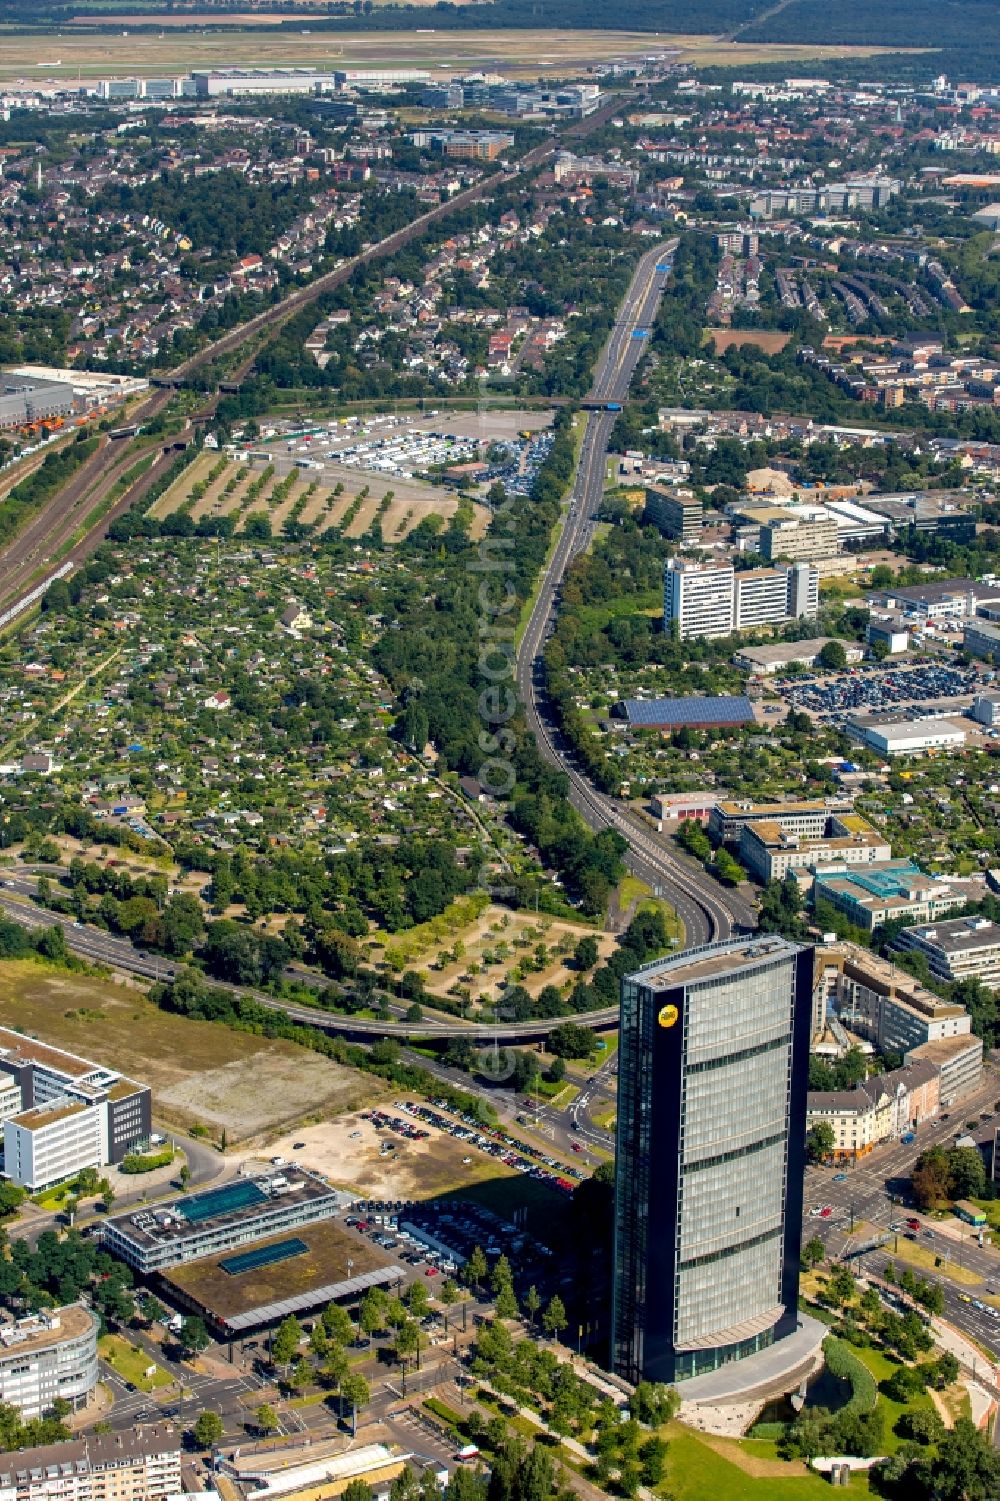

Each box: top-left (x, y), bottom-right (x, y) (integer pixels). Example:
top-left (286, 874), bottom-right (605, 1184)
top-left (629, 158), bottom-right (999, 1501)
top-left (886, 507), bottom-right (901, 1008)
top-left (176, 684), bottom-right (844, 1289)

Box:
top-left (612, 937), bottom-right (812, 1385)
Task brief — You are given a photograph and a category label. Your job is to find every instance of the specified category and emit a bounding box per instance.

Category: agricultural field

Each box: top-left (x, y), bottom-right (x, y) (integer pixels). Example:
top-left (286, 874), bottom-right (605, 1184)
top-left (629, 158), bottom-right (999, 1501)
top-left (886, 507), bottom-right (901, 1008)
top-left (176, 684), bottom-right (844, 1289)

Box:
top-left (150, 450), bottom-right (488, 543)
top-left (0, 28), bottom-right (908, 85)
top-left (0, 960), bottom-right (382, 1141)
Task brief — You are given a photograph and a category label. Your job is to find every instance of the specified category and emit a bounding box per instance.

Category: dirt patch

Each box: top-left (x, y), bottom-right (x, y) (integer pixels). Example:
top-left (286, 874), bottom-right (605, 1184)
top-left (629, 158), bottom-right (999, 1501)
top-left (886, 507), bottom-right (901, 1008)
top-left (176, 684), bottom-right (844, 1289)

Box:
top-left (0, 960), bottom-right (380, 1141)
top-left (706, 329), bottom-right (790, 355)
top-left (255, 1110), bottom-right (520, 1200)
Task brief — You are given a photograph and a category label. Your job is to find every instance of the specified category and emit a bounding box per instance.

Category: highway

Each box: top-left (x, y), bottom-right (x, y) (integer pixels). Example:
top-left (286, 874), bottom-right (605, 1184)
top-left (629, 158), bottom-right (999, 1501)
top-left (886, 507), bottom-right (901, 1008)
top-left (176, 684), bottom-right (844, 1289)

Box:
top-left (513, 238), bottom-right (756, 948)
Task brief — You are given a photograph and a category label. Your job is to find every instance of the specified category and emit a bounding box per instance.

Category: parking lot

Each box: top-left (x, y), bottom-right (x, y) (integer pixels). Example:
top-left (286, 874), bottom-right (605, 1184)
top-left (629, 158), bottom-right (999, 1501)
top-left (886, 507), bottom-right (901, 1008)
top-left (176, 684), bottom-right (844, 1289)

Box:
top-left (778, 662), bottom-right (983, 725)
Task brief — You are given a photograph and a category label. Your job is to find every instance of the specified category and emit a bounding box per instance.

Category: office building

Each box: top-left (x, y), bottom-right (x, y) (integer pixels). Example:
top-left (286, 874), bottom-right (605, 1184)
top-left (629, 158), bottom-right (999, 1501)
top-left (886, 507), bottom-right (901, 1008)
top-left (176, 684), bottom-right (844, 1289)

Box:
top-left (739, 811), bottom-right (890, 884)
top-left (761, 505), bottom-right (839, 563)
top-left (663, 559), bottom-right (818, 640)
top-left (966, 620), bottom-right (1000, 661)
top-left (894, 916), bottom-right (1000, 989)
top-left (0, 374), bottom-right (75, 432)
top-left (334, 68), bottom-right (431, 88)
top-left (708, 798), bottom-right (832, 847)
top-left (408, 128), bottom-right (514, 160)
top-left (820, 942), bottom-right (971, 1054)
top-left (0, 1305), bottom-right (98, 1419)
top-left (906, 1035), bottom-right (983, 1107)
top-left (645, 487), bottom-right (703, 543)
top-left (813, 859), bottom-right (966, 933)
top-left (102, 1168), bottom-right (345, 1274)
top-left (848, 715), bottom-right (967, 757)
top-left (971, 693), bottom-right (1000, 728)
top-left (0, 1426), bottom-right (180, 1500)
top-left (612, 936), bottom-right (812, 1385)
top-left (0, 1030), bottom-right (149, 1193)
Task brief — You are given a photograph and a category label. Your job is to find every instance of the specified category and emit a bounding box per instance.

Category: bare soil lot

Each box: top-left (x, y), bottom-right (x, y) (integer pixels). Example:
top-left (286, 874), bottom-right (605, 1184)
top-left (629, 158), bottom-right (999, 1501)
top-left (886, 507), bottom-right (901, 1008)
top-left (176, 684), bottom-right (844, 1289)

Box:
top-left (706, 329), bottom-right (791, 355)
top-left (0, 960), bottom-right (381, 1140)
top-left (260, 1109), bottom-right (522, 1200)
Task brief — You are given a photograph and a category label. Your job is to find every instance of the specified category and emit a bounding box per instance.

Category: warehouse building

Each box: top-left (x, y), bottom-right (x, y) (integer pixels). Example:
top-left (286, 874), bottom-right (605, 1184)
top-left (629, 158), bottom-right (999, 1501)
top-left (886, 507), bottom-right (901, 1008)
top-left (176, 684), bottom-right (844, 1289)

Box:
top-left (614, 695), bottom-right (756, 731)
top-left (0, 373), bottom-right (74, 431)
top-left (894, 916), bottom-right (1000, 990)
top-left (0, 1305), bottom-right (98, 1419)
top-left (733, 637), bottom-right (863, 675)
top-left (847, 715), bottom-right (968, 757)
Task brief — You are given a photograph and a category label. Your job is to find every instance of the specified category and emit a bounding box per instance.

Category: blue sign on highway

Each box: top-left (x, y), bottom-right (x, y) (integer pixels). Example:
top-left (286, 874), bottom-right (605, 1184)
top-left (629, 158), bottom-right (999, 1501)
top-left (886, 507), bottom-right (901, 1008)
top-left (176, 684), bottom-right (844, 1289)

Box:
top-left (631, 329), bottom-right (648, 339)
top-left (655, 262), bottom-right (672, 272)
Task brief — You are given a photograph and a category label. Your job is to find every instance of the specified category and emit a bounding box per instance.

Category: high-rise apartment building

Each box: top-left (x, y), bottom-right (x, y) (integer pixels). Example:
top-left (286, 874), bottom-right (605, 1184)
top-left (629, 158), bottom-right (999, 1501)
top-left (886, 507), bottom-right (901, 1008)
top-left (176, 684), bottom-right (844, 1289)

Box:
top-left (663, 559), bottom-right (819, 640)
top-left (612, 937), bottom-right (812, 1385)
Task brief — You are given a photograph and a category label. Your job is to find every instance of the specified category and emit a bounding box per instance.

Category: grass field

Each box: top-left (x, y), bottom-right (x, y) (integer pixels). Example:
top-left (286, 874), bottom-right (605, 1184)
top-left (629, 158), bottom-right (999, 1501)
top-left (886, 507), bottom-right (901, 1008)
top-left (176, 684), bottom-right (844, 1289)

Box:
top-left (0, 959), bottom-right (382, 1141)
top-left (0, 28), bottom-right (915, 84)
top-left (99, 1334), bottom-right (173, 1392)
top-left (663, 1424), bottom-right (869, 1499)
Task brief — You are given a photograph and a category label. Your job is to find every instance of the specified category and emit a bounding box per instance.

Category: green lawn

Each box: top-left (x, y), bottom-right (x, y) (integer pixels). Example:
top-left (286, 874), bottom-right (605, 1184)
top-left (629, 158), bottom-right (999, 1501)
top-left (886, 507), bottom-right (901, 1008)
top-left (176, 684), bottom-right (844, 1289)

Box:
top-left (852, 1346), bottom-right (934, 1454)
top-left (99, 1334), bottom-right (172, 1392)
top-left (663, 1425), bottom-right (869, 1500)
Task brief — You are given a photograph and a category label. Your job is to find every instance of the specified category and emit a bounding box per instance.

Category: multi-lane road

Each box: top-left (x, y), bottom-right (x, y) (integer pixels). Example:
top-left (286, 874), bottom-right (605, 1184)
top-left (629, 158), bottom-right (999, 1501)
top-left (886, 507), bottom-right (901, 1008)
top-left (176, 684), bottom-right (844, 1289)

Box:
top-left (514, 238), bottom-right (756, 948)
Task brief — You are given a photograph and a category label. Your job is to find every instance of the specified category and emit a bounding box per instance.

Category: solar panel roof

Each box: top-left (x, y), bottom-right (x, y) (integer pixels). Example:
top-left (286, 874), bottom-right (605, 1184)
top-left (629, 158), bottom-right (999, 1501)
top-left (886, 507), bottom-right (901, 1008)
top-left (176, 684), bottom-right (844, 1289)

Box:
top-left (621, 695), bottom-right (756, 727)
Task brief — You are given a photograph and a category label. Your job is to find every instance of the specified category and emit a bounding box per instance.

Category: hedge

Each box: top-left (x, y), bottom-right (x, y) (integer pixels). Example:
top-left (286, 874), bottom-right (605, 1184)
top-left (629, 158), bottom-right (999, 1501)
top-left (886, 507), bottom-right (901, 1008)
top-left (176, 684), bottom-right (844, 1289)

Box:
top-left (823, 1335), bottom-right (878, 1416)
top-left (120, 1148), bottom-right (174, 1175)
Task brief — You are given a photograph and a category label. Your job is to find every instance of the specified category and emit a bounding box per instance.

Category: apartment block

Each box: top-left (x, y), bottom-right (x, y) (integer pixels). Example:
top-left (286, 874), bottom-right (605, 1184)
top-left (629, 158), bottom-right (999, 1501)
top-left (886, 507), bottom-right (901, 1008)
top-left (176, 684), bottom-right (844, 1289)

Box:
top-left (0, 1305), bottom-right (98, 1419)
top-left (893, 916), bottom-right (1000, 989)
top-left (807, 1058), bottom-right (940, 1161)
top-left (663, 559), bottom-right (819, 640)
top-left (0, 1426), bottom-right (180, 1500)
top-left (645, 487), bottom-right (703, 543)
top-left (0, 1030), bottom-right (150, 1193)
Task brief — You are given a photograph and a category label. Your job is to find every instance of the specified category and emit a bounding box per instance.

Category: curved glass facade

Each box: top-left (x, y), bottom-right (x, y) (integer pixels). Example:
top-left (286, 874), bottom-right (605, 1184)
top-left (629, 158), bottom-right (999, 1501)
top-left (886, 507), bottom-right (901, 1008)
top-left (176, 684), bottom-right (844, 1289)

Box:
top-left (611, 938), bottom-right (811, 1385)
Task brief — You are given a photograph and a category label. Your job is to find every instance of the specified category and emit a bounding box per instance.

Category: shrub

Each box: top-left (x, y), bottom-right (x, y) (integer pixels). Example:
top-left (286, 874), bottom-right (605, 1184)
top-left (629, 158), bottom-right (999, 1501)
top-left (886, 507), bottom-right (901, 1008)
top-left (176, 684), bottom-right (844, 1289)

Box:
top-left (120, 1148), bottom-right (174, 1174)
top-left (823, 1335), bottom-right (878, 1415)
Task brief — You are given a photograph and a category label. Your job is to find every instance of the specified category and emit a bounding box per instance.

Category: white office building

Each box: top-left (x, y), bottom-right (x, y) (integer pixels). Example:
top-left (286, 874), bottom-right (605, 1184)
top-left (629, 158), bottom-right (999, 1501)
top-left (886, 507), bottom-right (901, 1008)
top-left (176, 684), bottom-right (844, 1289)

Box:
top-left (894, 916), bottom-right (1000, 989)
top-left (0, 1306), bottom-right (98, 1419)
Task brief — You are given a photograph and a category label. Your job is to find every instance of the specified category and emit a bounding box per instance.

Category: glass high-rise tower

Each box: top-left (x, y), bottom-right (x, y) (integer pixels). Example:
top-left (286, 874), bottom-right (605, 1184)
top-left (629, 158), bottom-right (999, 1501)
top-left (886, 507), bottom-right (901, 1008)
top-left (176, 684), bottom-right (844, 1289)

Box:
top-left (611, 937), bottom-right (812, 1385)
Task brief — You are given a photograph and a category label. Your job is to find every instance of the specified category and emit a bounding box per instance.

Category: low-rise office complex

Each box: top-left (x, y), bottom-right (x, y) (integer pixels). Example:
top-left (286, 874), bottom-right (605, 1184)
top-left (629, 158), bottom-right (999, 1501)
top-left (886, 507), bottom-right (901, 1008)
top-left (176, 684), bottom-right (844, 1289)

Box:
top-left (708, 798), bottom-right (834, 847)
top-left (0, 1031), bottom-right (149, 1193)
top-left (893, 916), bottom-right (1000, 989)
top-left (101, 1167), bottom-right (345, 1274)
top-left (0, 1305), bottom-right (98, 1419)
top-left (739, 811), bottom-right (890, 884)
top-left (811, 860), bottom-right (968, 932)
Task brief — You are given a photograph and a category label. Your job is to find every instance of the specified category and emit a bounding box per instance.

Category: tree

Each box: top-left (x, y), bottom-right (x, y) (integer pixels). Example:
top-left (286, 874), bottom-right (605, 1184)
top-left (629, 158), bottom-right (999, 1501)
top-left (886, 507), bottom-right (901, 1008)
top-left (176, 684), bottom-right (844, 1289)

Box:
top-left (324, 1343), bottom-right (350, 1393)
top-left (928, 1351), bottom-right (961, 1389)
top-left (464, 1245), bottom-right (487, 1292)
top-left (901, 1408), bottom-right (945, 1445)
top-left (495, 1281), bottom-right (519, 1321)
top-left (819, 640), bottom-right (848, 671)
top-left (631, 1382), bottom-right (680, 1426)
top-left (322, 1302), bottom-right (355, 1346)
top-left (573, 935), bottom-right (599, 970)
top-left (255, 1403), bottom-right (278, 1436)
top-left (193, 1410), bottom-right (224, 1449)
top-left (360, 1288), bottom-right (387, 1339)
top-left (438, 1278), bottom-right (459, 1331)
top-left (140, 1294), bottom-right (166, 1326)
top-left (542, 1295), bottom-right (567, 1338)
top-left (801, 1236), bottom-right (825, 1270)
top-left (806, 1122), bottom-right (835, 1163)
top-left (341, 1373), bottom-right (370, 1438)
top-left (179, 1316), bottom-right (209, 1357)
top-left (912, 1145), bottom-right (951, 1209)
top-left (343, 1482), bottom-right (372, 1501)
top-left (523, 1285), bottom-right (541, 1327)
top-left (918, 1417), bottom-right (1000, 1501)
top-left (948, 1145), bottom-right (987, 1200)
top-left (271, 1315), bottom-right (303, 1369)
top-left (406, 1280), bottom-right (430, 1319)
